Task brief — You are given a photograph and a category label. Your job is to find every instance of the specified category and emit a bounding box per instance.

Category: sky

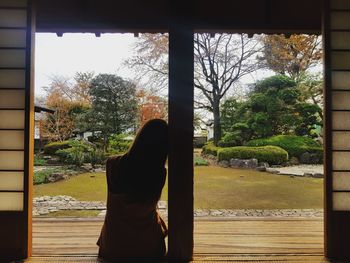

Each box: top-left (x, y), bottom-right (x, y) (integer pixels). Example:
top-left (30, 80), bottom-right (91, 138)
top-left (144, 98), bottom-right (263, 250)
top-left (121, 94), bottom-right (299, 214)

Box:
top-left (35, 33), bottom-right (137, 96)
top-left (34, 33), bottom-right (276, 99)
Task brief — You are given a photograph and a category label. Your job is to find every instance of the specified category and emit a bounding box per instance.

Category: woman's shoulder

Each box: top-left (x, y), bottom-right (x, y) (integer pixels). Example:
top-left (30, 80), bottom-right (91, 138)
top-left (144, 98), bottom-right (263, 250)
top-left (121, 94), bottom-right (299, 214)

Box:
top-left (107, 155), bottom-right (123, 164)
top-left (106, 155), bottom-right (123, 174)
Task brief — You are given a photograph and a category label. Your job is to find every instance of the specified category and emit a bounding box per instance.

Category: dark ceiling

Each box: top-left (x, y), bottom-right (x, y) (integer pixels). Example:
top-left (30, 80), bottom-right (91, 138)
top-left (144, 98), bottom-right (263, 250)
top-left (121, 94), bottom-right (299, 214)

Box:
top-left (35, 0), bottom-right (322, 34)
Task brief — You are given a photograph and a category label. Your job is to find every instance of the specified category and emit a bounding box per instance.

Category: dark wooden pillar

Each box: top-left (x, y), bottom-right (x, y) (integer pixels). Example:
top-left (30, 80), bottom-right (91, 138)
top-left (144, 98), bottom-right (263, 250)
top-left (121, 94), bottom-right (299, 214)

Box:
top-left (168, 25), bottom-right (194, 261)
top-left (324, 0), bottom-right (350, 260)
top-left (0, 0), bottom-right (35, 260)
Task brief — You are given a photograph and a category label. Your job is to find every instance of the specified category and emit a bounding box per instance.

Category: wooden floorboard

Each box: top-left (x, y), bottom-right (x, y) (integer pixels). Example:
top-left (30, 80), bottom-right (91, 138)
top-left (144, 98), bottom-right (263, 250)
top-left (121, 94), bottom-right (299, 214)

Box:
top-left (29, 217), bottom-right (327, 262)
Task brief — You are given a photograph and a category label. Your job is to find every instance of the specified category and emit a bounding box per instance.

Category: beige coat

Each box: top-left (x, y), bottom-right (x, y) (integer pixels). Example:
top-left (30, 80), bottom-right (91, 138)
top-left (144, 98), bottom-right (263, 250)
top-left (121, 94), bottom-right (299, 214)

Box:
top-left (97, 156), bottom-right (167, 262)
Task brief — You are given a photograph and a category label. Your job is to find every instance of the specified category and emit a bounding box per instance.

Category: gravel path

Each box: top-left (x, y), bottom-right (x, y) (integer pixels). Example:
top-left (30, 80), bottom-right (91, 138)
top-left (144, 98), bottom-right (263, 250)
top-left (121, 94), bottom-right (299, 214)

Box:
top-left (33, 196), bottom-right (323, 218)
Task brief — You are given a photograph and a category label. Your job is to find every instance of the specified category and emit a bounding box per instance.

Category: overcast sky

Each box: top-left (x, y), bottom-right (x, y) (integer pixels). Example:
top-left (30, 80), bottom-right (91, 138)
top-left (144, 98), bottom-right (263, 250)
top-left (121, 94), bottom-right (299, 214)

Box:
top-left (34, 33), bottom-right (276, 99)
top-left (35, 33), bottom-right (137, 97)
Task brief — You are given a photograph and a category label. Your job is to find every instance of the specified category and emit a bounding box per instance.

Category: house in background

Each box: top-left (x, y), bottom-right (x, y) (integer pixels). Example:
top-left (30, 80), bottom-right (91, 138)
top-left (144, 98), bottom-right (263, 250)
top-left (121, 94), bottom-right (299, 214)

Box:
top-left (34, 105), bottom-right (54, 152)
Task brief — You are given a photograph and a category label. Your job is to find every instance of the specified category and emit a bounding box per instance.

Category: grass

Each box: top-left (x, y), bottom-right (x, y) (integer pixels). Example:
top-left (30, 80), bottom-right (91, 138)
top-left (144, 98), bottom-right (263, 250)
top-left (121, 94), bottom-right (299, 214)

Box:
top-left (194, 166), bottom-right (323, 209)
top-left (34, 173), bottom-right (107, 201)
top-left (34, 166), bottom-right (323, 209)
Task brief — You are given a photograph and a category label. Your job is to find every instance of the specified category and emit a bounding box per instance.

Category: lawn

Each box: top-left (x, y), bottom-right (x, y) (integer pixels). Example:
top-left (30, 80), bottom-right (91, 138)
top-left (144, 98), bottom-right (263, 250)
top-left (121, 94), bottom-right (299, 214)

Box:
top-left (34, 166), bottom-right (323, 209)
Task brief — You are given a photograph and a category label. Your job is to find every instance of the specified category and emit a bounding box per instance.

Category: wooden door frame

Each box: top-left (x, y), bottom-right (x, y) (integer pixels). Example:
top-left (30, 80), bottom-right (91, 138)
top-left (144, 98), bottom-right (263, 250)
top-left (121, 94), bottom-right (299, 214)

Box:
top-left (6, 0), bottom-right (340, 261)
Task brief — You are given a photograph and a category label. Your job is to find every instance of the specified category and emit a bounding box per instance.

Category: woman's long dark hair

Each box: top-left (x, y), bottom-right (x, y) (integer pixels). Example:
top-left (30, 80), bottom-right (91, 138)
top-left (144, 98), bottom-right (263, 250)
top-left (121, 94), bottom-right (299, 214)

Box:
top-left (112, 119), bottom-right (168, 203)
top-left (127, 119), bottom-right (168, 166)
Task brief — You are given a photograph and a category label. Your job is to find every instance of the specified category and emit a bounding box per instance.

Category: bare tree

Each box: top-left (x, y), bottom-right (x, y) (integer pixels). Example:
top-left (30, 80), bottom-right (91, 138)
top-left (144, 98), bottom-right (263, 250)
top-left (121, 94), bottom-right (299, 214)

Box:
top-left (124, 34), bottom-right (168, 93)
top-left (43, 72), bottom-right (94, 106)
top-left (126, 33), bottom-right (262, 145)
top-left (194, 33), bottom-right (262, 144)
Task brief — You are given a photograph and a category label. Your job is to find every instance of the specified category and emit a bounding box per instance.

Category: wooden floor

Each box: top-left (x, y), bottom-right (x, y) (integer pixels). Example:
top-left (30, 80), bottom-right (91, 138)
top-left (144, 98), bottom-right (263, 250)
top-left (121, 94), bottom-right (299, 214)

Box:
top-left (29, 217), bottom-right (329, 262)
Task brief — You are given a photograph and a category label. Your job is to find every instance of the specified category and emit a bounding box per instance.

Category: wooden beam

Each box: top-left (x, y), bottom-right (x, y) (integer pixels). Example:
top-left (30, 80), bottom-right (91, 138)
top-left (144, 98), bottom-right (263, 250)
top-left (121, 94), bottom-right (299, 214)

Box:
top-left (34, 0), bottom-right (322, 34)
top-left (168, 25), bottom-right (194, 261)
top-left (322, 0), bottom-right (332, 258)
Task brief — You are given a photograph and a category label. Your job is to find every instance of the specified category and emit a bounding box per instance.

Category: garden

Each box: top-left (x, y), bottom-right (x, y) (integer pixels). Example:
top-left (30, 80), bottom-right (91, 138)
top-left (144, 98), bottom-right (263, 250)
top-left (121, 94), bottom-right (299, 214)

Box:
top-left (33, 33), bottom-right (323, 217)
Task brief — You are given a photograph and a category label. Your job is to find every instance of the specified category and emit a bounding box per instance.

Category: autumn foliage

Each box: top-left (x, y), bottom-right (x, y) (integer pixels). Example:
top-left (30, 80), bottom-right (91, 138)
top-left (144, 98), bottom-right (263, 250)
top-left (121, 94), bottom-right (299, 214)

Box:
top-left (261, 34), bottom-right (322, 81)
top-left (136, 90), bottom-right (167, 127)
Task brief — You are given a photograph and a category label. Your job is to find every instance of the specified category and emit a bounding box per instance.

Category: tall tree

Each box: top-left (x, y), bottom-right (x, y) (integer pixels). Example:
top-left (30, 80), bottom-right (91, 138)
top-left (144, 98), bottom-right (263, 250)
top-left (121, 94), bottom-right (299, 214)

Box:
top-left (220, 75), bottom-right (322, 142)
top-left (87, 74), bottom-right (138, 150)
top-left (261, 34), bottom-right (322, 82)
top-left (194, 33), bottom-right (262, 145)
top-left (126, 33), bottom-right (262, 145)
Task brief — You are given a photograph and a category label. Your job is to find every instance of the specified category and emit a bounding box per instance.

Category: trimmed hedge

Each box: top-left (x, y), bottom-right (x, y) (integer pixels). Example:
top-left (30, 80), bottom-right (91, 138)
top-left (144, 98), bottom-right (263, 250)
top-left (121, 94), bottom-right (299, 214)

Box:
top-left (43, 141), bottom-right (71, 155)
top-left (246, 135), bottom-right (322, 159)
top-left (217, 146), bottom-right (288, 165)
top-left (202, 142), bottom-right (220, 156)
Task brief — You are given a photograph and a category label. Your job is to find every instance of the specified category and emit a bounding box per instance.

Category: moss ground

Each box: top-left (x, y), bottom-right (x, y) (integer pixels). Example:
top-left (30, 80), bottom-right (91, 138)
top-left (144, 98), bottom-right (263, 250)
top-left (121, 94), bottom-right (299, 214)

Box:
top-left (34, 166), bottom-right (323, 209)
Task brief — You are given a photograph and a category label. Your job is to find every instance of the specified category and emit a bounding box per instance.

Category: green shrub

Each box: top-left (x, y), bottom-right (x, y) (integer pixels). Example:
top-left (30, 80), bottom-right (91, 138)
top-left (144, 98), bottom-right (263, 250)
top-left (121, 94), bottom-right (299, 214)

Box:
top-left (56, 140), bottom-right (93, 167)
top-left (88, 149), bottom-right (107, 167)
top-left (194, 155), bottom-right (209, 166)
top-left (246, 135), bottom-right (323, 161)
top-left (44, 141), bottom-right (71, 155)
top-left (108, 134), bottom-right (132, 155)
top-left (34, 171), bottom-right (49, 184)
top-left (218, 132), bottom-right (239, 147)
top-left (202, 142), bottom-right (220, 156)
top-left (217, 146), bottom-right (288, 165)
top-left (34, 155), bottom-right (47, 166)
top-left (33, 168), bottom-right (60, 184)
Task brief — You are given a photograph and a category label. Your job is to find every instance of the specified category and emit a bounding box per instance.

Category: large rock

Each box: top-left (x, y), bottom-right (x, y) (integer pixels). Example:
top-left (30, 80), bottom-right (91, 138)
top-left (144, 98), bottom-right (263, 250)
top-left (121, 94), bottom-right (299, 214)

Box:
top-left (230, 158), bottom-right (258, 169)
top-left (230, 158), bottom-right (243, 167)
top-left (48, 173), bottom-right (69, 183)
top-left (258, 162), bottom-right (269, 168)
top-left (218, 160), bottom-right (229, 168)
top-left (289, 157), bottom-right (299, 165)
top-left (246, 158), bottom-right (258, 169)
top-left (300, 152), bottom-right (322, 164)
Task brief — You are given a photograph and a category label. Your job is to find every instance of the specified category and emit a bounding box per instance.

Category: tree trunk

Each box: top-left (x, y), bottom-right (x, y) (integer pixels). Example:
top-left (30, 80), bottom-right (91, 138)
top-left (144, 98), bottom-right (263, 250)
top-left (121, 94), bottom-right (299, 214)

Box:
top-left (213, 99), bottom-right (221, 146)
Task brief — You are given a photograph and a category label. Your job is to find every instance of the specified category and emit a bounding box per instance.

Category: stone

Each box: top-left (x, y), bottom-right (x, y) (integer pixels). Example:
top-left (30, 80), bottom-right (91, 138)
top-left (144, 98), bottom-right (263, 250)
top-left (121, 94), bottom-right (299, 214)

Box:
top-left (300, 152), bottom-right (321, 164)
top-left (303, 172), bottom-right (313, 177)
top-left (230, 158), bottom-right (242, 167)
top-left (246, 158), bottom-right (258, 169)
top-left (313, 173), bottom-right (323, 178)
top-left (256, 166), bottom-right (266, 172)
top-left (157, 201), bottom-right (167, 209)
top-left (271, 165), bottom-right (282, 168)
top-left (218, 160), bottom-right (229, 168)
top-left (289, 157), bottom-right (299, 165)
top-left (48, 173), bottom-right (68, 183)
top-left (258, 162), bottom-right (269, 168)
top-left (230, 158), bottom-right (258, 169)
top-left (81, 163), bottom-right (93, 171)
top-left (210, 210), bottom-right (223, 216)
top-left (266, 168), bottom-right (279, 174)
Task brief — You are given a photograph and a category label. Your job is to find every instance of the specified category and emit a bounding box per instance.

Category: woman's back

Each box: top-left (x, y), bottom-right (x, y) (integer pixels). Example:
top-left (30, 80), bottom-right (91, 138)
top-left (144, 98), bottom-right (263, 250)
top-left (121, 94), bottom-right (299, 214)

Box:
top-left (97, 119), bottom-right (168, 261)
top-left (98, 156), bottom-right (167, 261)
